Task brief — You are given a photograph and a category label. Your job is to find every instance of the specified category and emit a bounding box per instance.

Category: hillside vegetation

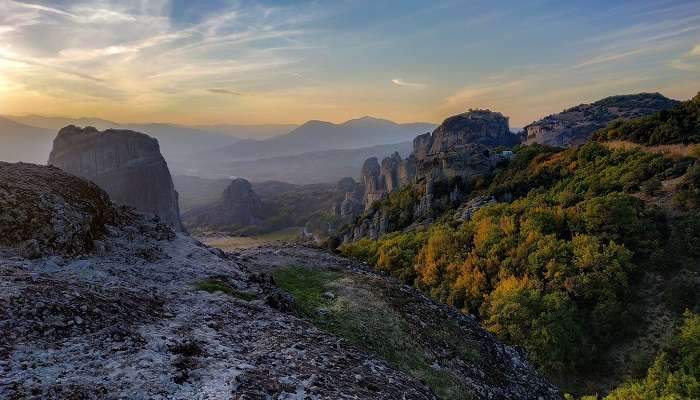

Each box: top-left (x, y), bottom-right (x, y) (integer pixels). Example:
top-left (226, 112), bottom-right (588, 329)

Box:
top-left (340, 138), bottom-right (700, 395)
top-left (594, 92), bottom-right (700, 146)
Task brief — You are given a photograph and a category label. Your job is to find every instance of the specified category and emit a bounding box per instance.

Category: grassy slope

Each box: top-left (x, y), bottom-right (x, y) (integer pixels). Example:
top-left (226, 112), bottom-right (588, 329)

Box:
top-left (272, 266), bottom-right (477, 400)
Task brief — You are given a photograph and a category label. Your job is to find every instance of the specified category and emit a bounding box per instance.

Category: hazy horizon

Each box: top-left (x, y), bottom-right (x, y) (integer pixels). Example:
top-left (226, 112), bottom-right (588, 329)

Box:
top-left (1, 0), bottom-right (698, 127)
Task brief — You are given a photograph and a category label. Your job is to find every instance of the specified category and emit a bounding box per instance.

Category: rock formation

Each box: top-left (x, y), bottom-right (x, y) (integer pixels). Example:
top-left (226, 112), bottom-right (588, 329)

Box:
top-left (360, 110), bottom-right (509, 211)
top-left (183, 178), bottom-right (263, 232)
top-left (415, 109), bottom-right (517, 155)
top-left (47, 125), bottom-right (184, 231)
top-left (523, 93), bottom-right (679, 147)
top-left (361, 157), bottom-right (388, 209)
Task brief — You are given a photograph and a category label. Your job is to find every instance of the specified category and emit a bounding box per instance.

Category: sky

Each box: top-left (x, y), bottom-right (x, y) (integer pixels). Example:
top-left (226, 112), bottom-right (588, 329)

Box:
top-left (0, 0), bottom-right (698, 127)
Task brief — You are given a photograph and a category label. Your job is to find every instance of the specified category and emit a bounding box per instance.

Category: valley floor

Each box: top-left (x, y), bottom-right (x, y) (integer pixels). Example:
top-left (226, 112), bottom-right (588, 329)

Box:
top-left (196, 227), bottom-right (303, 250)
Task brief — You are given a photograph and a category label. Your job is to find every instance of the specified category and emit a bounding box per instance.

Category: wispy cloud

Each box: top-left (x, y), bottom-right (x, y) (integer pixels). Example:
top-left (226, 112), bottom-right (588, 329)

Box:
top-left (669, 43), bottom-right (700, 71)
top-left (573, 47), bottom-right (651, 69)
top-left (207, 88), bottom-right (247, 96)
top-left (443, 80), bottom-right (526, 109)
top-left (392, 78), bottom-right (426, 88)
top-left (0, 0), bottom-right (320, 111)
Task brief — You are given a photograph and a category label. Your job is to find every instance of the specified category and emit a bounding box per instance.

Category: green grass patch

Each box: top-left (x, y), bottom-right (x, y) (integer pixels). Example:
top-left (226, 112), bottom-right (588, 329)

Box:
top-left (194, 279), bottom-right (257, 301)
top-left (270, 266), bottom-right (342, 315)
top-left (271, 266), bottom-right (473, 400)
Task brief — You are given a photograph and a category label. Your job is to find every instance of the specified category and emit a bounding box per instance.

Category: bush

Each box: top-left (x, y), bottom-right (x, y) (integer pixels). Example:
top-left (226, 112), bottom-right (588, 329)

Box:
top-left (603, 311), bottom-right (700, 399)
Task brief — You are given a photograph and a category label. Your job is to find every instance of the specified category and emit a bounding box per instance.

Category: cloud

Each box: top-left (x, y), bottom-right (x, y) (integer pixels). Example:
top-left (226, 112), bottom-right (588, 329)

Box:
top-left (668, 43), bottom-right (700, 71)
top-left (392, 78), bottom-right (426, 88)
top-left (10, 1), bottom-right (77, 19)
top-left (689, 44), bottom-right (700, 56)
top-left (443, 80), bottom-right (526, 109)
top-left (207, 88), bottom-right (246, 96)
top-left (0, 0), bottom-right (321, 112)
top-left (573, 48), bottom-right (650, 69)
top-left (669, 59), bottom-right (697, 71)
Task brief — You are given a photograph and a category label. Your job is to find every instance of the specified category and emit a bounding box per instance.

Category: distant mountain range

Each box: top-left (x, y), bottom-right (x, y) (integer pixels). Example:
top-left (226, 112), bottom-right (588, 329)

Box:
top-left (5, 115), bottom-right (296, 140)
top-left (1, 115), bottom-right (298, 161)
top-left (202, 116), bottom-right (436, 161)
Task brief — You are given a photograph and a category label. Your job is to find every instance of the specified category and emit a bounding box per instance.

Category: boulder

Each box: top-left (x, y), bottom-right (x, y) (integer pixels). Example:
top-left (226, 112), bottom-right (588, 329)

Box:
top-left (0, 162), bottom-right (116, 258)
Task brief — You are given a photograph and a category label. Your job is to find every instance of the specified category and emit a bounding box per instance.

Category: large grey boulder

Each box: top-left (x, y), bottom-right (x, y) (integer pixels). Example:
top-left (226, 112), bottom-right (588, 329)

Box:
top-left (48, 126), bottom-right (184, 231)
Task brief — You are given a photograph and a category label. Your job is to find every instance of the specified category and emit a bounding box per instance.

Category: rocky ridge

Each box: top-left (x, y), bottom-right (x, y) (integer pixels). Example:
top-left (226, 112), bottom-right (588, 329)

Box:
top-left (0, 162), bottom-right (560, 399)
top-left (48, 125), bottom-right (184, 231)
top-left (523, 93), bottom-right (679, 148)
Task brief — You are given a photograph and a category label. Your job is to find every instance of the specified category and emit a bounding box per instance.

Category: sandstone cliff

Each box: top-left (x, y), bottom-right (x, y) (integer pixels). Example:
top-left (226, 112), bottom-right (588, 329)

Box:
top-left (523, 93), bottom-right (679, 147)
top-left (47, 125), bottom-right (184, 231)
top-left (183, 178), bottom-right (263, 233)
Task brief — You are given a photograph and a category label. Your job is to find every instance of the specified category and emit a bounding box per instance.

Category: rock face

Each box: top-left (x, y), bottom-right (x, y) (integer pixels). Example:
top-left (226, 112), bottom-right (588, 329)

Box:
top-left (415, 109), bottom-right (517, 155)
top-left (0, 163), bottom-right (560, 399)
top-left (47, 125), bottom-right (184, 231)
top-left (183, 178), bottom-right (263, 232)
top-left (361, 157), bottom-right (388, 209)
top-left (416, 144), bottom-right (495, 182)
top-left (523, 93), bottom-right (679, 148)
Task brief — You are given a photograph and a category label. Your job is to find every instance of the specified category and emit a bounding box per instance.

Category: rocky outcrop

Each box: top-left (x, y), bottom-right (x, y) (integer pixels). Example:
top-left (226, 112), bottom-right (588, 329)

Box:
top-left (0, 162), bottom-right (116, 258)
top-left (416, 144), bottom-right (495, 181)
top-left (235, 244), bottom-right (561, 400)
top-left (47, 125), bottom-right (184, 231)
top-left (331, 177), bottom-right (364, 219)
top-left (361, 157), bottom-right (388, 209)
top-left (453, 195), bottom-right (498, 222)
top-left (183, 178), bottom-right (263, 232)
top-left (359, 110), bottom-right (508, 212)
top-left (415, 109), bottom-right (517, 156)
top-left (523, 93), bottom-right (679, 147)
